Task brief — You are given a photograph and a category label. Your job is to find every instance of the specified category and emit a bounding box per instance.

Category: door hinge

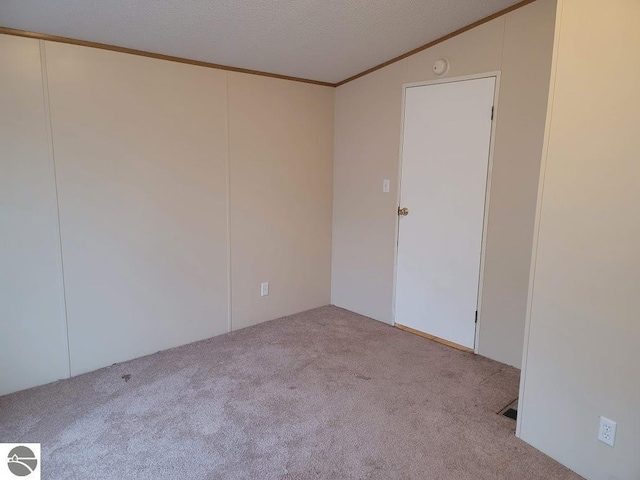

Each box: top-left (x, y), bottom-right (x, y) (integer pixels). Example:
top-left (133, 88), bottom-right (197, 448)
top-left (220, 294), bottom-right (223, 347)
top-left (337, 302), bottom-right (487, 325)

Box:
top-left (475, 310), bottom-right (478, 323)
top-left (491, 106), bottom-right (494, 120)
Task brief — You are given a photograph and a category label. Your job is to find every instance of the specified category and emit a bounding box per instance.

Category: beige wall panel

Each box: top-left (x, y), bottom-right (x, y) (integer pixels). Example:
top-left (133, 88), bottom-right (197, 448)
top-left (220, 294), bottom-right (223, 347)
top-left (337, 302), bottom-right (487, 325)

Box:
top-left (0, 35), bottom-right (69, 394)
top-left (45, 42), bottom-right (229, 375)
top-left (331, 61), bottom-right (407, 323)
top-left (519, 1), bottom-right (640, 478)
top-left (477, 0), bottom-right (557, 367)
top-left (332, 0), bottom-right (556, 367)
top-left (228, 73), bottom-right (334, 330)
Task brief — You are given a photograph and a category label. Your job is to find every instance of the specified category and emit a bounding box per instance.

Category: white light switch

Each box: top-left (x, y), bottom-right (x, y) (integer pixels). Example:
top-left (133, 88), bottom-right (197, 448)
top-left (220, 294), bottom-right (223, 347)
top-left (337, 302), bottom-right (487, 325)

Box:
top-left (261, 282), bottom-right (269, 297)
top-left (383, 179), bottom-right (390, 193)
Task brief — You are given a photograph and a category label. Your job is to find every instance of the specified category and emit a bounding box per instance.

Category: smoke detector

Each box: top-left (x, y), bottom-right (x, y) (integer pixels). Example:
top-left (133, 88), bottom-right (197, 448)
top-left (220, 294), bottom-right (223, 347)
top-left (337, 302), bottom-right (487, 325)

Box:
top-left (433, 58), bottom-right (449, 76)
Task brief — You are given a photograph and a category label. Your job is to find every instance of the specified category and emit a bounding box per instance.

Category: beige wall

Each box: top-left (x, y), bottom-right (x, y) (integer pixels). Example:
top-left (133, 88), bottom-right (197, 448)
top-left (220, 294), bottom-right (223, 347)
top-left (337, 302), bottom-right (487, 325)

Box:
top-left (0, 35), bottom-right (69, 393)
top-left (228, 73), bottom-right (334, 330)
top-left (332, 0), bottom-right (557, 367)
top-left (518, 1), bottom-right (640, 478)
top-left (45, 42), bottom-right (231, 375)
top-left (1, 36), bottom-right (334, 393)
top-left (478, 2), bottom-right (558, 368)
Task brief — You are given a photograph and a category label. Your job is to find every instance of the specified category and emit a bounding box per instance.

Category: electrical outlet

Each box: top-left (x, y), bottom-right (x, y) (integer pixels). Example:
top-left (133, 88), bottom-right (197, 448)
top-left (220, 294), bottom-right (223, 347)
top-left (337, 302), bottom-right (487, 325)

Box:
top-left (598, 416), bottom-right (616, 447)
top-left (261, 282), bottom-right (269, 297)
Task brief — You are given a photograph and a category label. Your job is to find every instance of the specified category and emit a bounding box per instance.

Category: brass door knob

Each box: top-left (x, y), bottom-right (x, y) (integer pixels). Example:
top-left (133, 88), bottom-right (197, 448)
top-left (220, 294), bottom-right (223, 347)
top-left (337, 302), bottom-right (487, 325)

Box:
top-left (398, 207), bottom-right (409, 217)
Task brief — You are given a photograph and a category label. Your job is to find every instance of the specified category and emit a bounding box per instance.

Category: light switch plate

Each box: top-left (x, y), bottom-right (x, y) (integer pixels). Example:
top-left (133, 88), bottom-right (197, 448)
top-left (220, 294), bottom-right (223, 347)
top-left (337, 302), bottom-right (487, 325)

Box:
top-left (383, 179), bottom-right (390, 193)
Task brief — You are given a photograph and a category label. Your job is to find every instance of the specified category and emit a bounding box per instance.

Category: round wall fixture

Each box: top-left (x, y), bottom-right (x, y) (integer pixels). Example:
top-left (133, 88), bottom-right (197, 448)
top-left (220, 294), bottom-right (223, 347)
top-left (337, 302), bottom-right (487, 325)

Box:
top-left (433, 58), bottom-right (449, 76)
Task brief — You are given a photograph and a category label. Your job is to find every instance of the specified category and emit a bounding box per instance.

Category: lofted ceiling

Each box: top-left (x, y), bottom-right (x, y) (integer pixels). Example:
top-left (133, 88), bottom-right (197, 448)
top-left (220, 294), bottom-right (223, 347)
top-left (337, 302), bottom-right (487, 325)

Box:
top-left (0, 0), bottom-right (524, 84)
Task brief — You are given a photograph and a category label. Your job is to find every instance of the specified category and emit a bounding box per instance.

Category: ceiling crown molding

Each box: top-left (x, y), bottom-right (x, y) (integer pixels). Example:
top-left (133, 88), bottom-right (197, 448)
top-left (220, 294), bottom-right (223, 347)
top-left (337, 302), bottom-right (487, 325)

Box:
top-left (0, 0), bottom-right (537, 88)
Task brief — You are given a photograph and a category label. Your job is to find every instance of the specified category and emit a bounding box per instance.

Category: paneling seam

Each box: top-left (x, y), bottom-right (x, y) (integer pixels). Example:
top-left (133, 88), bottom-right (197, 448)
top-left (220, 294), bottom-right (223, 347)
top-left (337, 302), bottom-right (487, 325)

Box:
top-left (39, 40), bottom-right (72, 378)
top-left (499, 14), bottom-right (507, 70)
top-left (225, 72), bottom-right (233, 333)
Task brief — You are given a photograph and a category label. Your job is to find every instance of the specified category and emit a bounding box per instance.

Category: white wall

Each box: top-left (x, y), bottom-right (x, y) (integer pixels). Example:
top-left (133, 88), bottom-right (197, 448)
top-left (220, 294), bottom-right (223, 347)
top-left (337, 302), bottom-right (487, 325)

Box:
top-left (331, 0), bottom-right (557, 367)
top-left (518, 1), bottom-right (640, 478)
top-left (0, 36), bottom-right (334, 394)
top-left (0, 35), bottom-right (69, 393)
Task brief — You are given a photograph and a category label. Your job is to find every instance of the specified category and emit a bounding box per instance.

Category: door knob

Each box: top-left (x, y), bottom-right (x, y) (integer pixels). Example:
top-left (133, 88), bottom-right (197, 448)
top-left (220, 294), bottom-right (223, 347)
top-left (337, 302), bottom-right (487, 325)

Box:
top-left (398, 207), bottom-right (409, 217)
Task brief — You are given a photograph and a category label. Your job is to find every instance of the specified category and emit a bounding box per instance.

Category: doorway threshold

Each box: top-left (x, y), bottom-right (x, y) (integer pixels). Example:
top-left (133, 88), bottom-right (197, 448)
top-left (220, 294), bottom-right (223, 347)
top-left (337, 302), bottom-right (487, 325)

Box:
top-left (395, 323), bottom-right (474, 353)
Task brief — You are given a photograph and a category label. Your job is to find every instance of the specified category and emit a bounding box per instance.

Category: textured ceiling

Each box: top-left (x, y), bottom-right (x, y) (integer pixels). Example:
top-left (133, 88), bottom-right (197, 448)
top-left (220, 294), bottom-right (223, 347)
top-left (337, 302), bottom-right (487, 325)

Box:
top-left (0, 0), bottom-right (523, 84)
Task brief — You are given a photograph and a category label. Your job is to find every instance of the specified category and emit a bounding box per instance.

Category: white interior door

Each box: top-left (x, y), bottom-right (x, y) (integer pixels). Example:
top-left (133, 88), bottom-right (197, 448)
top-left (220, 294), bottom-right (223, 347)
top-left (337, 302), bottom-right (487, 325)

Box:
top-left (395, 76), bottom-right (496, 349)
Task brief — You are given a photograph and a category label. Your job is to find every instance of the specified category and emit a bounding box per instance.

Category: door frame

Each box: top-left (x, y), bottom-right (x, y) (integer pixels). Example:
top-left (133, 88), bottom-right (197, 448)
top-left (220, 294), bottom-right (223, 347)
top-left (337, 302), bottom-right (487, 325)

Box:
top-left (391, 72), bottom-right (501, 354)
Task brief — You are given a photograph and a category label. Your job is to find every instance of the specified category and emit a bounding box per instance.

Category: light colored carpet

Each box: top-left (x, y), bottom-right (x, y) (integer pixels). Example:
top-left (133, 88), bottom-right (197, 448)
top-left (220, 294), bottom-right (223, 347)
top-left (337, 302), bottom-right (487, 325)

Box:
top-left (0, 306), bottom-right (581, 479)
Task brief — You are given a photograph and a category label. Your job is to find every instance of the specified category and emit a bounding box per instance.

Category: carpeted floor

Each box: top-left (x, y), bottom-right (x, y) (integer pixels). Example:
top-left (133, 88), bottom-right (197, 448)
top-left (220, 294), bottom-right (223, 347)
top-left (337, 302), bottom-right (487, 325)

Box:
top-left (0, 306), bottom-right (581, 479)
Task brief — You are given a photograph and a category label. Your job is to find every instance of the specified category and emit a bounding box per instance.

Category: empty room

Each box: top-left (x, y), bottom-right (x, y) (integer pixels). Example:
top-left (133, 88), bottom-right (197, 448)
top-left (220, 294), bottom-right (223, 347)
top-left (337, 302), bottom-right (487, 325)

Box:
top-left (0, 0), bottom-right (638, 479)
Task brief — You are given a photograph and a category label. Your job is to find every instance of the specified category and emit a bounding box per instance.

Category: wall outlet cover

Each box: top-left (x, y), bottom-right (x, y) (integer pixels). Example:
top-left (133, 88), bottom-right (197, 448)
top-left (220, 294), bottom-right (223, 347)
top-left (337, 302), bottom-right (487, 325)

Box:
top-left (598, 416), bottom-right (616, 447)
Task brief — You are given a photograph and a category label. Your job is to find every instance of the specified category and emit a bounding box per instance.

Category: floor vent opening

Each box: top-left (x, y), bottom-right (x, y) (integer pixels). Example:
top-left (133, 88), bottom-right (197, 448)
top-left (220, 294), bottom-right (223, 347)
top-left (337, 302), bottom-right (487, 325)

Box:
top-left (502, 408), bottom-right (517, 420)
top-left (499, 399), bottom-right (518, 420)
